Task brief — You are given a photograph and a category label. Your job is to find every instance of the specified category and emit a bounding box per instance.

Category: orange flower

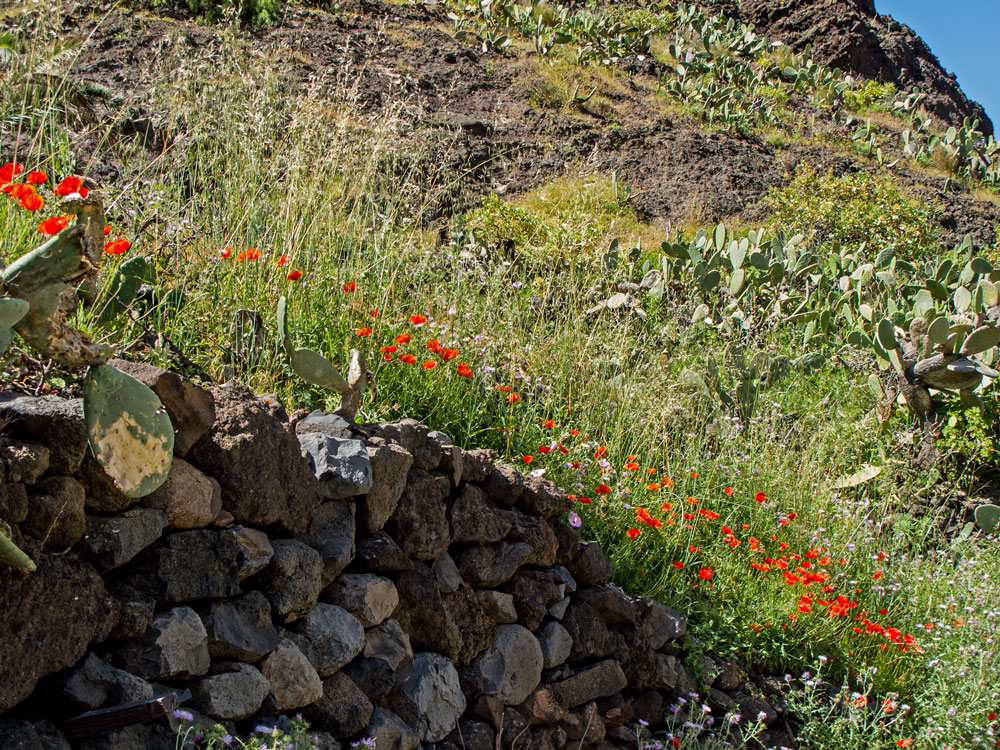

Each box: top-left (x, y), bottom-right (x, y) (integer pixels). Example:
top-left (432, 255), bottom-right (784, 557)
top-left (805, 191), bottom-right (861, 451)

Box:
top-left (689, 471), bottom-right (698, 478)
top-left (896, 740), bottom-right (913, 748)
top-left (103, 224), bottom-right (112, 236)
top-left (237, 248), bottom-right (260, 261)
top-left (723, 487), bottom-right (735, 496)
top-left (626, 528), bottom-right (641, 540)
top-left (343, 281), bottom-right (356, 292)
top-left (396, 332), bottom-right (411, 344)
top-left (672, 561), bottom-right (683, 569)
top-left (219, 247), bottom-right (232, 258)
top-left (624, 462), bottom-right (640, 470)
top-left (19, 192), bottom-right (43, 210)
top-left (456, 363), bottom-right (472, 378)
top-left (400, 354), bottom-right (417, 364)
top-left (356, 327), bottom-right (372, 336)
top-left (594, 445), bottom-right (607, 458)
top-left (506, 392), bottom-right (520, 404)
top-left (37, 215), bottom-right (70, 235)
top-left (698, 567), bottom-right (714, 580)
top-left (647, 483), bottom-right (661, 491)
top-left (595, 484), bottom-right (611, 495)
top-left (422, 360), bottom-right (436, 369)
top-left (0, 162), bottom-right (24, 182)
top-left (368, 309), bottom-right (379, 317)
top-left (522, 455), bottom-right (534, 463)
top-left (287, 270), bottom-right (302, 281)
top-left (24, 170), bottom-right (47, 184)
top-left (575, 496), bottom-right (592, 504)
top-left (440, 348), bottom-right (459, 360)
top-left (409, 314), bottom-right (426, 325)
top-left (54, 175), bottom-right (87, 197)
top-left (275, 254), bottom-right (288, 266)
top-left (382, 354), bottom-right (393, 361)
top-left (104, 238), bottom-right (130, 255)
top-left (542, 420), bottom-right (556, 429)
top-left (380, 345), bottom-right (397, 353)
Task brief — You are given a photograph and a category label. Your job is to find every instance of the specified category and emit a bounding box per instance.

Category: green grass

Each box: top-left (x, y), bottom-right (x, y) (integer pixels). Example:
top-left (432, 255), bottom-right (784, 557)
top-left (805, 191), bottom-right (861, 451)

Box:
top-left (2, 5), bottom-right (1000, 750)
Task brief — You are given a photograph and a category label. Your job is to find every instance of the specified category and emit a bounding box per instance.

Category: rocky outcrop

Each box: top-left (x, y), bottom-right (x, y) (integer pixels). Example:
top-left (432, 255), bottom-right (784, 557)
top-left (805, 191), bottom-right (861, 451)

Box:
top-left (709, 0), bottom-right (993, 134)
top-left (0, 368), bottom-right (790, 749)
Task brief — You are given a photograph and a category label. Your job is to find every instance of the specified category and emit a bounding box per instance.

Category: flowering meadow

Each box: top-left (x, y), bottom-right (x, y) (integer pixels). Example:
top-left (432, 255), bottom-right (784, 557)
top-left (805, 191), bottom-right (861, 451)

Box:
top-left (2, 6), bottom-right (1000, 749)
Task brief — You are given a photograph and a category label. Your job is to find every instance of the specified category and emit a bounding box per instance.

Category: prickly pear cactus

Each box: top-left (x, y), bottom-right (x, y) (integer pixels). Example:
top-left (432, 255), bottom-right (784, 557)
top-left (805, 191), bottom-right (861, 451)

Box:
top-left (0, 523), bottom-right (35, 572)
top-left (83, 364), bottom-right (174, 498)
top-left (277, 296), bottom-right (371, 420)
top-left (975, 504), bottom-right (1000, 535)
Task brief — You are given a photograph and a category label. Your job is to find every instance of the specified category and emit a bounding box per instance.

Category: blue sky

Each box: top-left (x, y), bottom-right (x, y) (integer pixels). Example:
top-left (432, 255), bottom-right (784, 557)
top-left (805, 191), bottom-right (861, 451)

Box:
top-left (875, 1), bottom-right (998, 131)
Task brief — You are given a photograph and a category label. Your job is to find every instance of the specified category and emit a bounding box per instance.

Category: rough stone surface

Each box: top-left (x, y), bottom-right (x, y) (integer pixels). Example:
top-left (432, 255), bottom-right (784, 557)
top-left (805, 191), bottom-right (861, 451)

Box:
top-left (0, 719), bottom-right (71, 750)
top-left (433, 551), bottom-right (463, 594)
top-left (517, 476), bottom-right (573, 519)
top-left (0, 553), bottom-right (118, 713)
top-left (461, 449), bottom-right (493, 483)
top-left (392, 562), bottom-right (463, 661)
top-left (299, 432), bottom-right (373, 500)
top-left (228, 526), bottom-right (273, 579)
top-left (505, 511), bottom-right (558, 568)
top-left (449, 484), bottom-right (511, 543)
top-left (295, 409), bottom-right (354, 438)
top-left (322, 573), bottom-right (398, 627)
top-left (191, 662), bottom-right (269, 720)
top-left (457, 542), bottom-right (533, 587)
top-left (551, 521), bottom-right (581, 566)
top-left (476, 590), bottom-right (519, 624)
top-left (549, 660), bottom-right (628, 708)
top-left (365, 709), bottom-right (420, 750)
top-left (188, 382), bottom-right (320, 535)
top-left (108, 583), bottom-right (155, 641)
top-left (76, 723), bottom-right (174, 750)
top-left (0, 395), bottom-right (87, 474)
top-left (201, 590), bottom-right (280, 662)
top-left (360, 440), bottom-right (413, 534)
top-left (567, 541), bottom-right (612, 585)
top-left (537, 621), bottom-right (573, 668)
top-left (80, 508), bottom-right (168, 572)
top-left (0, 481), bottom-right (28, 524)
top-left (438, 444), bottom-right (464, 487)
top-left (259, 639), bottom-right (324, 712)
top-left (305, 672), bottom-right (374, 736)
top-left (364, 618), bottom-right (413, 670)
top-left (118, 606), bottom-right (209, 680)
top-left (107, 359), bottom-right (216, 457)
top-left (259, 539), bottom-right (324, 623)
top-left (50, 652), bottom-right (129, 710)
top-left (354, 531), bottom-right (412, 572)
top-left (302, 501), bottom-right (356, 584)
top-left (504, 569), bottom-right (561, 630)
top-left (377, 420), bottom-right (439, 471)
top-left (480, 464), bottom-right (525, 508)
top-left (389, 652), bottom-right (466, 742)
top-left (466, 624), bottom-right (543, 706)
top-left (287, 603), bottom-right (365, 677)
top-left (442, 585), bottom-right (497, 665)
top-left (130, 530), bottom-right (242, 602)
top-left (562, 602), bottom-right (616, 661)
top-left (638, 600), bottom-right (688, 649)
top-left (141, 458), bottom-right (220, 530)
top-left (24, 476), bottom-right (86, 550)
top-left (0, 439), bottom-right (49, 484)
top-left (77, 452), bottom-right (132, 513)
top-left (384, 468), bottom-right (450, 560)
top-left (577, 584), bottom-right (637, 625)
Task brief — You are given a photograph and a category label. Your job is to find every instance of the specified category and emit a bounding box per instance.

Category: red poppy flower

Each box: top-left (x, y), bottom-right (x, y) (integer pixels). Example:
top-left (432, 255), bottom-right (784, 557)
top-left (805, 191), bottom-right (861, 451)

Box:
top-left (754, 492), bottom-right (766, 503)
top-left (689, 471), bottom-right (698, 478)
top-left (396, 332), bottom-right (411, 344)
top-left (647, 483), bottom-right (662, 491)
top-left (575, 496), bottom-right (592, 504)
top-left (104, 238), bottom-right (130, 255)
top-left (54, 175), bottom-right (87, 197)
top-left (595, 484), bottom-right (610, 495)
top-left (456, 363), bottom-right (472, 378)
top-left (219, 247), bottom-right (233, 258)
top-left (0, 162), bottom-right (24, 182)
top-left (440, 348), bottom-right (459, 360)
top-left (343, 281), bottom-right (356, 292)
top-left (37, 215), bottom-right (70, 234)
top-left (425, 338), bottom-right (440, 349)
top-left (237, 248), bottom-right (261, 261)
top-left (538, 446), bottom-right (551, 454)
top-left (10, 183), bottom-right (34, 199)
top-left (896, 740), bottom-right (913, 748)
top-left (25, 170), bottom-right (47, 184)
top-left (624, 462), bottom-right (640, 470)
top-left (522, 455), bottom-right (534, 463)
top-left (506, 393), bottom-right (520, 404)
top-left (275, 254), bottom-right (288, 266)
top-left (698, 567), bottom-right (714, 580)
top-left (541, 419), bottom-right (556, 429)
top-left (626, 528), bottom-right (641, 540)
top-left (356, 327), bottom-right (372, 336)
top-left (594, 445), bottom-right (607, 458)
top-left (287, 270), bottom-right (302, 281)
top-left (723, 487), bottom-right (735, 496)
top-left (672, 560), bottom-right (683, 569)
top-left (381, 345), bottom-right (397, 353)
top-left (382, 354), bottom-right (393, 361)
top-left (368, 309), bottom-right (379, 317)
top-left (400, 354), bottom-right (417, 364)
top-left (872, 571), bottom-right (883, 580)
top-left (103, 224), bottom-right (112, 236)
top-left (409, 314), bottom-right (426, 325)
top-left (19, 192), bottom-right (43, 211)
top-left (422, 360), bottom-right (436, 369)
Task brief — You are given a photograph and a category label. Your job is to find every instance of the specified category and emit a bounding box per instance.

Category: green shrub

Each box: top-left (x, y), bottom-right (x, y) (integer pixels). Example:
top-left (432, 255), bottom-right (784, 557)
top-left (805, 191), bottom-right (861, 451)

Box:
top-left (138, 0), bottom-right (283, 26)
top-left (765, 164), bottom-right (939, 260)
top-left (843, 80), bottom-right (897, 112)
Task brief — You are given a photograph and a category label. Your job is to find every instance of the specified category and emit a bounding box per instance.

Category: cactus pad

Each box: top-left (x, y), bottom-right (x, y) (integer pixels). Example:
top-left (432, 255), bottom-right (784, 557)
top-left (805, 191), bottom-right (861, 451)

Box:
top-left (0, 297), bottom-right (29, 331)
top-left (974, 504), bottom-right (1000, 535)
top-left (83, 364), bottom-right (174, 498)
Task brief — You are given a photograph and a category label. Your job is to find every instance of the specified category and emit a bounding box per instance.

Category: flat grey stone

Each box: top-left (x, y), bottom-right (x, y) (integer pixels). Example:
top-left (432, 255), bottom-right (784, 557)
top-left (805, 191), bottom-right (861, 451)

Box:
top-left (299, 433), bottom-right (373, 500)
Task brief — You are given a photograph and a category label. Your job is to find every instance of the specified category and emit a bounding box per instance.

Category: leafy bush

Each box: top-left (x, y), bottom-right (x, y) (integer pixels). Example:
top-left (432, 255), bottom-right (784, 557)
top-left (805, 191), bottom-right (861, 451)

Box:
top-left (842, 79), bottom-right (897, 111)
top-left (138, 0), bottom-right (283, 26)
top-left (765, 164), bottom-right (939, 260)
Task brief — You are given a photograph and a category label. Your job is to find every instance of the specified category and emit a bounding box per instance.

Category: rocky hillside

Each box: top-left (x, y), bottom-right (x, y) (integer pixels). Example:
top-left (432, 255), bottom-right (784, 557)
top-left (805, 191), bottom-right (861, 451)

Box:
top-left (707, 0), bottom-right (993, 134)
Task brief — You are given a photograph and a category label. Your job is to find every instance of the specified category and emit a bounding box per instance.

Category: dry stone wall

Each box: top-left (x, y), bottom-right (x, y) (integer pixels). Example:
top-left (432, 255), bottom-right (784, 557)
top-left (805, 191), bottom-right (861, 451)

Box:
top-left (0, 365), bottom-right (791, 750)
